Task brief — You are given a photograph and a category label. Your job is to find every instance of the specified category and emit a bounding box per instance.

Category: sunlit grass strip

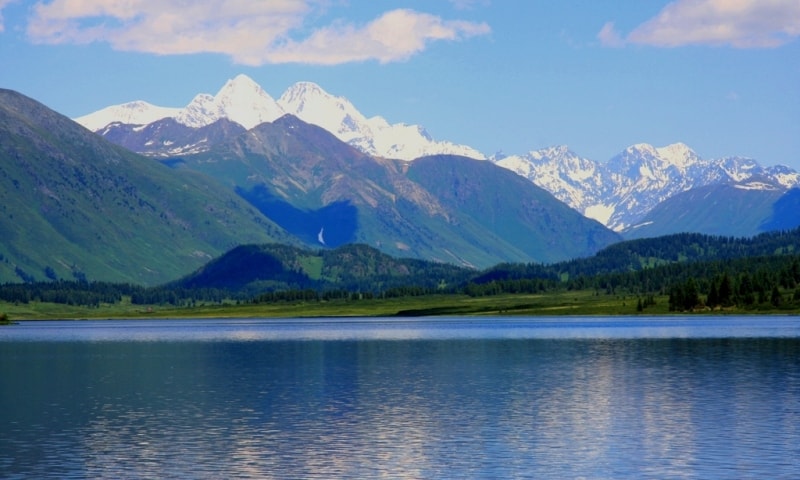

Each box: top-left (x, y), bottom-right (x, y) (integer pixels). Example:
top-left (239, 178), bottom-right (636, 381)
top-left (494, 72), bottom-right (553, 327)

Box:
top-left (6, 289), bottom-right (795, 321)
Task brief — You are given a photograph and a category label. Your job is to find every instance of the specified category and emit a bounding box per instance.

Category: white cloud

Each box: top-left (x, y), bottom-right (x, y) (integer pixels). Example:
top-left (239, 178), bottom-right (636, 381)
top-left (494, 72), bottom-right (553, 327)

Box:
top-left (24, 1), bottom-right (490, 65)
top-left (266, 9), bottom-right (491, 65)
top-left (602, 0), bottom-right (800, 48)
top-left (597, 22), bottom-right (625, 48)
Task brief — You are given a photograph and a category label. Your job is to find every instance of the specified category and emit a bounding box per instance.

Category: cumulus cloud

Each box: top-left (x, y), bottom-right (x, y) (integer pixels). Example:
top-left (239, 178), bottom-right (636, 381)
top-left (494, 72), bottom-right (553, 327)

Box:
top-left (601, 0), bottom-right (800, 48)
top-left (23, 1), bottom-right (490, 65)
top-left (267, 9), bottom-right (491, 65)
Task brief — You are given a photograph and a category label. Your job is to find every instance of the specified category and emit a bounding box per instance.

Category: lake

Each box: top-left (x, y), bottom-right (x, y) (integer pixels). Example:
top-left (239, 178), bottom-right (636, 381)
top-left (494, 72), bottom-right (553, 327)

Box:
top-left (1, 316), bottom-right (798, 478)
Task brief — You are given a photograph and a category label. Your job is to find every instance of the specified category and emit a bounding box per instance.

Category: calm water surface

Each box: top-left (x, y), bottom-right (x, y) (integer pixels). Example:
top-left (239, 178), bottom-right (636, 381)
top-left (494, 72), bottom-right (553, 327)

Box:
top-left (1, 316), bottom-right (798, 479)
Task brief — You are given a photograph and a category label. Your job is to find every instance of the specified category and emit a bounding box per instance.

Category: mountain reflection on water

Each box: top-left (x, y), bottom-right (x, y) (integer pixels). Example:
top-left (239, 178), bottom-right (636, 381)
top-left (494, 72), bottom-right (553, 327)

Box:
top-left (1, 317), bottom-right (798, 478)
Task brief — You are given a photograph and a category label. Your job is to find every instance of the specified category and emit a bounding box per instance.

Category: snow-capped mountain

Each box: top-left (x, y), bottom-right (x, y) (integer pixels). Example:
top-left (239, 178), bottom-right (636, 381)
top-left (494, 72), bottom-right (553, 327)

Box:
top-left (75, 74), bottom-right (483, 161)
top-left (75, 74), bottom-right (799, 233)
top-left (176, 75), bottom-right (284, 129)
top-left (75, 101), bottom-right (181, 132)
top-left (494, 142), bottom-right (800, 231)
top-left (276, 81), bottom-right (482, 159)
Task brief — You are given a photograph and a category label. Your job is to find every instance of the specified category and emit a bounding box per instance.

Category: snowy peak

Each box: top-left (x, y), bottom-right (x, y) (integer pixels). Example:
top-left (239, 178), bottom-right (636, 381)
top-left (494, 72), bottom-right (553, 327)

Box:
top-left (617, 142), bottom-right (700, 170)
top-left (75, 101), bottom-right (180, 132)
top-left (75, 74), bottom-right (483, 161)
top-left (654, 142), bottom-right (699, 168)
top-left (176, 74), bottom-right (284, 129)
top-left (222, 73), bottom-right (264, 94)
top-left (278, 81), bottom-right (370, 143)
top-left (276, 81), bottom-right (482, 160)
top-left (279, 81), bottom-right (337, 111)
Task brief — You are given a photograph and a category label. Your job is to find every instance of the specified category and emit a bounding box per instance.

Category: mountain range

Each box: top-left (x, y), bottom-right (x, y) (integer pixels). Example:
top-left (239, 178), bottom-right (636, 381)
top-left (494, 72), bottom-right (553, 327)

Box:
top-left (495, 144), bottom-right (800, 232)
top-left (166, 114), bottom-right (618, 267)
top-left (78, 74), bottom-right (483, 161)
top-left (3, 74), bottom-right (797, 285)
top-left (1, 88), bottom-right (619, 284)
top-left (77, 75), bottom-right (800, 236)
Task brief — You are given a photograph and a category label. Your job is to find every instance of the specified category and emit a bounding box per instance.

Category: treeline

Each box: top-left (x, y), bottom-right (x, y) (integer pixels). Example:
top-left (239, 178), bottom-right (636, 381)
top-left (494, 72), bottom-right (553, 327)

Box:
top-left (3, 229), bottom-right (800, 311)
top-left (6, 253), bottom-right (800, 311)
top-left (0, 281), bottom-right (134, 307)
top-left (0, 279), bottom-right (449, 308)
top-left (251, 285), bottom-right (440, 304)
top-left (553, 229), bottom-right (800, 278)
top-left (463, 254), bottom-right (800, 311)
top-left (668, 263), bottom-right (800, 311)
top-left (0, 280), bottom-right (239, 307)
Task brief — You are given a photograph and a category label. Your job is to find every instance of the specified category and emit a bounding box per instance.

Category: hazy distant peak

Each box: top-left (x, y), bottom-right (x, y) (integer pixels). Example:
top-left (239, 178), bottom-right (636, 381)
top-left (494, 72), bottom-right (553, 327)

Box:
top-left (75, 101), bottom-right (180, 132)
top-left (222, 73), bottom-right (264, 92)
top-left (622, 142), bottom-right (700, 169)
top-left (654, 142), bottom-right (700, 168)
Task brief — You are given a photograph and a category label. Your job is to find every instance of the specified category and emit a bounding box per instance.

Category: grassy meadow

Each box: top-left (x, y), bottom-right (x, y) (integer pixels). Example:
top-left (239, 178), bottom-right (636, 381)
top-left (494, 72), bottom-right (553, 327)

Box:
top-left (4, 288), bottom-right (797, 322)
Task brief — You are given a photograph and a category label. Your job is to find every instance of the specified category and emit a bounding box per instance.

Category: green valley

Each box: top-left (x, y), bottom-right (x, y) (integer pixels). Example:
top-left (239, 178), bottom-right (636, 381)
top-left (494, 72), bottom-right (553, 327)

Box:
top-left (4, 228), bottom-right (800, 320)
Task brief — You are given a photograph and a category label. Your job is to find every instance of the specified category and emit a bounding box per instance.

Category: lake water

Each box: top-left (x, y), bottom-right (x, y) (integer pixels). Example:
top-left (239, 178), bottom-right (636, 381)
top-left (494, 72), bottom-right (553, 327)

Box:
top-left (1, 316), bottom-right (798, 479)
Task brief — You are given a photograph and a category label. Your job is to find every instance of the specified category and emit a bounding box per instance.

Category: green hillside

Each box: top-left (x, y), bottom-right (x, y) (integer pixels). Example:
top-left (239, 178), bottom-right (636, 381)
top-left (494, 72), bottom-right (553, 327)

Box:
top-left (170, 115), bottom-right (620, 268)
top-left (173, 243), bottom-right (472, 294)
top-left (0, 89), bottom-right (293, 285)
top-left (623, 182), bottom-right (785, 239)
top-left (406, 155), bottom-right (620, 264)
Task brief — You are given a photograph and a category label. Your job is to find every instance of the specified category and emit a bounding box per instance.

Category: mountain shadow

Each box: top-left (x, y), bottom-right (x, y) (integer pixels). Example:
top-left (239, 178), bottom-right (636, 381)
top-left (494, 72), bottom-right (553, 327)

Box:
top-left (760, 188), bottom-right (800, 232)
top-left (237, 184), bottom-right (358, 247)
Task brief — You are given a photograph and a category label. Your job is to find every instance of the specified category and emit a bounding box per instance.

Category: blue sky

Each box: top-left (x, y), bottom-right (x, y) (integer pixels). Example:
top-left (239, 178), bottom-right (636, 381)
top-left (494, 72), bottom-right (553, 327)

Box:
top-left (1, 0), bottom-right (798, 168)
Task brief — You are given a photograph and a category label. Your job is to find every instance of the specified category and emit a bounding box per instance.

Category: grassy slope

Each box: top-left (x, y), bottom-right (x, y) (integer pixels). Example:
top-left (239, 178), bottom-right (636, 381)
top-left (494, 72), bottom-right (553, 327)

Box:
top-left (176, 119), bottom-right (620, 268)
top-left (4, 288), bottom-right (798, 321)
top-left (624, 184), bottom-right (785, 239)
top-left (0, 89), bottom-right (293, 285)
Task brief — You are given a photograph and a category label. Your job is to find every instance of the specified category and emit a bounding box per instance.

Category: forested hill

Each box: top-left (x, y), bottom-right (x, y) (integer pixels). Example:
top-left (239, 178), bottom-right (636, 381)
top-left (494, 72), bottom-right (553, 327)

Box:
top-left (556, 228), bottom-right (800, 278)
top-left (472, 228), bottom-right (800, 284)
top-left (172, 243), bottom-right (473, 294)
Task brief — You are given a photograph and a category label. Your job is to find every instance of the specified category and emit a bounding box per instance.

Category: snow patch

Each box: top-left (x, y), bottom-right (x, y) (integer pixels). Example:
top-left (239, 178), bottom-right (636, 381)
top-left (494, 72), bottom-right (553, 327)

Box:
top-left (584, 204), bottom-right (615, 226)
top-left (734, 182), bottom-right (778, 191)
top-left (628, 221), bottom-right (655, 230)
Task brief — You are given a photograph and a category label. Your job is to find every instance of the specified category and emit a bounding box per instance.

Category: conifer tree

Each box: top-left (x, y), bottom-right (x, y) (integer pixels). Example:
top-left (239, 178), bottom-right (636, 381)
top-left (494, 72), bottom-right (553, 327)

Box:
top-left (718, 273), bottom-right (733, 307)
top-left (771, 285), bottom-right (782, 307)
top-left (683, 277), bottom-right (700, 311)
top-left (707, 281), bottom-right (719, 308)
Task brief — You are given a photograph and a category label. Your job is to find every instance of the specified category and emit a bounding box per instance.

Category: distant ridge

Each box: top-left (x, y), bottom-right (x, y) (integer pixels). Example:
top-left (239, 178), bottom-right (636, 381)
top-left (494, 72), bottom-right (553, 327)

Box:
top-left (496, 143), bottom-right (800, 231)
